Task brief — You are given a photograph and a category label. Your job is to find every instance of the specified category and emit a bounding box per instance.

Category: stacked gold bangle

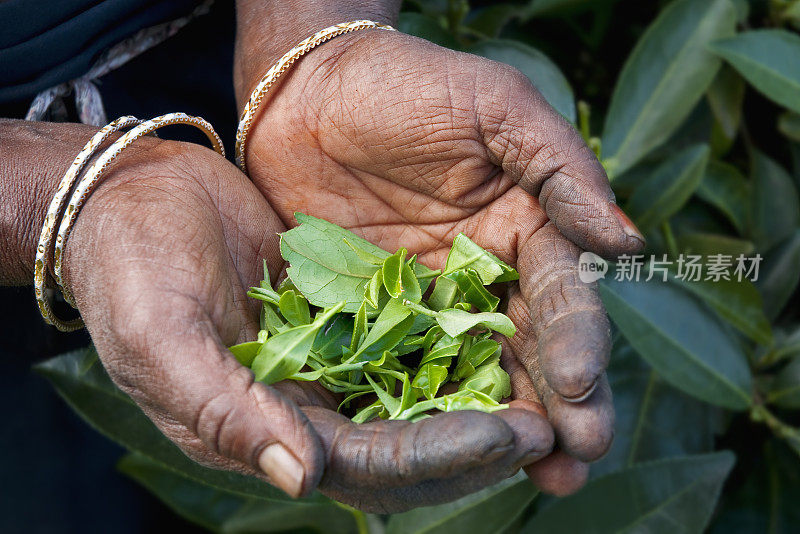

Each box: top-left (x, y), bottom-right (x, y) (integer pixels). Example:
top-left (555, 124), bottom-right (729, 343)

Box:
top-left (234, 20), bottom-right (395, 174)
top-left (35, 112), bottom-right (225, 332)
top-left (37, 20), bottom-right (392, 331)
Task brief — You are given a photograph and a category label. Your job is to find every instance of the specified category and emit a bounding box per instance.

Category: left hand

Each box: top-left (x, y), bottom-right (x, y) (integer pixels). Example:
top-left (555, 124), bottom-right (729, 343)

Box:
top-left (235, 26), bottom-right (645, 494)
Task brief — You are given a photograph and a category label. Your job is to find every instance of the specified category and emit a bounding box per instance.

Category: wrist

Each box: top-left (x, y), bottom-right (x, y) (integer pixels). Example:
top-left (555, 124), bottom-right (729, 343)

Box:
top-left (234, 0), bottom-right (400, 108)
top-left (0, 119), bottom-right (166, 285)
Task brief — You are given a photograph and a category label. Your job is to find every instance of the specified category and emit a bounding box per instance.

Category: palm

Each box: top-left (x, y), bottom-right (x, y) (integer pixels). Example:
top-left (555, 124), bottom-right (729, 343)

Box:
top-left (246, 30), bottom-right (639, 470)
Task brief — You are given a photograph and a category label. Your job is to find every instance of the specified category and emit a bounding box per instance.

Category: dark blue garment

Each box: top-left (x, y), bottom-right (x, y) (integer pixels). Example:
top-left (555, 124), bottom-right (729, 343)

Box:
top-left (0, 0), bottom-right (200, 104)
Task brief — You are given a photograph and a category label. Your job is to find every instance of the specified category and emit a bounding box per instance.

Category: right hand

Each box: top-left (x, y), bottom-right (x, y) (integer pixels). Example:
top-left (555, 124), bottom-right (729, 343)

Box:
top-left (60, 137), bottom-right (555, 513)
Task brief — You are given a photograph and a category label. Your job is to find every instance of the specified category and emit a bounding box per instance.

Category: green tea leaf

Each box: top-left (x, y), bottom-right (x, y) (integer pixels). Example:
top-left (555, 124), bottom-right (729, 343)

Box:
top-left (434, 308), bottom-right (516, 338)
top-left (228, 341), bottom-right (261, 368)
top-left (750, 150), bottom-right (800, 252)
top-left (280, 214), bottom-right (435, 312)
top-left (353, 298), bottom-right (415, 361)
top-left (365, 268), bottom-right (383, 308)
top-left (594, 341), bottom-right (721, 477)
top-left (454, 339), bottom-right (501, 380)
top-left (696, 160), bottom-right (750, 234)
top-left (599, 278), bottom-right (752, 410)
top-left (443, 234), bottom-right (518, 284)
top-left (602, 0), bottom-right (736, 176)
top-left (412, 363), bottom-right (449, 400)
top-left (757, 230), bottom-right (800, 321)
top-left (779, 111), bottom-right (800, 143)
top-left (671, 274), bottom-right (773, 346)
top-left (521, 452), bottom-right (735, 533)
top-left (253, 303), bottom-right (344, 384)
top-left (767, 358), bottom-right (800, 409)
top-left (428, 276), bottom-right (459, 311)
top-left (312, 314), bottom-right (353, 359)
top-left (710, 30), bottom-right (800, 114)
top-left (446, 269), bottom-right (500, 312)
top-left (706, 66), bottom-right (744, 146)
top-left (459, 362), bottom-right (511, 401)
top-left (386, 473), bottom-right (537, 534)
top-left (626, 144), bottom-right (709, 231)
top-left (350, 300), bottom-right (368, 352)
top-left (278, 290), bottom-right (310, 326)
top-left (365, 373), bottom-right (401, 415)
top-left (467, 39), bottom-right (576, 122)
top-left (383, 248), bottom-right (407, 298)
top-left (419, 334), bottom-right (462, 366)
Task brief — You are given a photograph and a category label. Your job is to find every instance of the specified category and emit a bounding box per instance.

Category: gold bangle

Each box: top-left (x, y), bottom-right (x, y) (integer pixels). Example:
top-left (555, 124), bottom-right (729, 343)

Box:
top-left (34, 116), bottom-right (142, 332)
top-left (36, 112), bottom-right (225, 332)
top-left (234, 20), bottom-right (395, 174)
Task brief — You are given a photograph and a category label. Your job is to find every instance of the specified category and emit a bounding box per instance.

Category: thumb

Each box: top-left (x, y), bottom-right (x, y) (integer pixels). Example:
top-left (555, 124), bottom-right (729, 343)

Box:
top-left (476, 65), bottom-right (645, 258)
top-left (95, 300), bottom-right (324, 498)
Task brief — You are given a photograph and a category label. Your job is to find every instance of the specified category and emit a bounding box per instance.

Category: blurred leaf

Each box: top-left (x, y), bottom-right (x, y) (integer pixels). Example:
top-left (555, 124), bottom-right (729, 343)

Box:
top-left (750, 150), bottom-right (800, 252)
top-left (671, 275), bottom-right (773, 346)
top-left (525, 0), bottom-right (601, 18)
top-left (710, 441), bottom-right (800, 533)
top-left (602, 0), bottom-right (736, 176)
top-left (778, 111), bottom-right (800, 143)
top-left (522, 452), bottom-right (735, 533)
top-left (710, 30), bottom-right (800, 114)
top-left (767, 357), bottom-right (800, 409)
top-left (707, 66), bottom-right (745, 155)
top-left (34, 347), bottom-right (304, 502)
top-left (626, 144), bottom-right (709, 231)
top-left (118, 453), bottom-right (247, 532)
top-left (696, 160), bottom-right (750, 234)
top-left (467, 39), bottom-right (576, 122)
top-left (120, 453), bottom-right (358, 534)
top-left (386, 473), bottom-right (537, 534)
top-left (594, 340), bottom-right (721, 476)
top-left (677, 232), bottom-right (755, 256)
top-left (465, 5), bottom-right (520, 37)
top-left (757, 229), bottom-right (800, 320)
top-left (599, 278), bottom-right (752, 410)
top-left (397, 12), bottom-right (460, 49)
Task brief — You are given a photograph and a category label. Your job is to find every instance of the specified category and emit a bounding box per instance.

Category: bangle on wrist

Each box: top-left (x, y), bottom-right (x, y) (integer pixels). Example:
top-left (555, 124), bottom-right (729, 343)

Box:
top-left (234, 19), bottom-right (395, 174)
top-left (35, 112), bottom-right (225, 332)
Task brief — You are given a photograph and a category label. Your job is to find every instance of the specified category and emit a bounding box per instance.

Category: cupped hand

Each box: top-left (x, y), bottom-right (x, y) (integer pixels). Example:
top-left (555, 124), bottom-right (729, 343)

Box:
top-left (238, 30), bottom-right (645, 492)
top-left (61, 138), bottom-right (554, 512)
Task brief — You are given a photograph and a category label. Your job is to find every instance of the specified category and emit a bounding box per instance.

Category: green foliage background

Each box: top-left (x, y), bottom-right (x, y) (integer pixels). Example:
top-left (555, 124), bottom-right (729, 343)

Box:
top-left (38, 0), bottom-right (800, 532)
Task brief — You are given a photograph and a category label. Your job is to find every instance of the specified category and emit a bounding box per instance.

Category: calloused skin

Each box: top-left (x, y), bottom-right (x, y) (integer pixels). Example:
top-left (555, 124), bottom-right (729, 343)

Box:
top-left (0, 123), bottom-right (548, 513)
top-left (236, 24), bottom-right (645, 497)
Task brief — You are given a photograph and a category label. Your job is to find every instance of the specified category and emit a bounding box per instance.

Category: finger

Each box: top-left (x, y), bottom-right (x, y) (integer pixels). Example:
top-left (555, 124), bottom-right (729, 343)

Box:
top-left (302, 406), bottom-right (552, 513)
top-left (524, 450), bottom-right (589, 497)
top-left (475, 64), bottom-right (644, 258)
top-left (93, 299), bottom-right (324, 498)
top-left (504, 283), bottom-right (615, 463)
top-left (519, 223), bottom-right (612, 400)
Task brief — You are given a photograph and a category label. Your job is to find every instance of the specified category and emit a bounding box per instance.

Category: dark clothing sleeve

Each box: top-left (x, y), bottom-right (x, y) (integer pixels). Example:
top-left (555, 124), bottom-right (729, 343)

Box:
top-left (0, 0), bottom-right (200, 105)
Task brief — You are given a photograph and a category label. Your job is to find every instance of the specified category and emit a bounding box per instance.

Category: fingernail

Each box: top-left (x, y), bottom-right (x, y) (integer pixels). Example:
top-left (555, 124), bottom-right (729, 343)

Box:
top-left (609, 203), bottom-right (645, 245)
top-left (561, 379), bottom-right (598, 404)
top-left (259, 443), bottom-right (305, 498)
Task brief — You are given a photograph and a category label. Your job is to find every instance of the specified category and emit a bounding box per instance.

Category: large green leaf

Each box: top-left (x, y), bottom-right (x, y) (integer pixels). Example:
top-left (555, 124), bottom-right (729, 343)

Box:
top-left (626, 144), bottom-right (709, 231)
top-left (710, 30), bottom-right (800, 114)
top-left (467, 39), bottom-right (576, 122)
top-left (599, 278), bottom-right (752, 410)
top-left (671, 274), bottom-right (773, 346)
top-left (522, 452), bottom-right (735, 533)
top-left (602, 0), bottom-right (736, 176)
top-left (757, 229), bottom-right (800, 320)
top-left (696, 160), bottom-right (750, 234)
top-left (767, 357), bottom-right (800, 409)
top-left (677, 232), bottom-right (755, 256)
top-left (594, 340), bottom-right (721, 476)
top-left (386, 473), bottom-right (537, 534)
top-left (34, 347), bottom-right (310, 502)
top-left (750, 151), bottom-right (800, 252)
top-left (709, 441), bottom-right (800, 534)
top-left (397, 12), bottom-right (459, 49)
top-left (120, 453), bottom-right (358, 534)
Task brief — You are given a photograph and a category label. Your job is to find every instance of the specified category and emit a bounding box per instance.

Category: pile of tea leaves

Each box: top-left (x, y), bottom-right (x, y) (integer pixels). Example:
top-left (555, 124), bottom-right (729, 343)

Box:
top-left (229, 214), bottom-right (519, 422)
